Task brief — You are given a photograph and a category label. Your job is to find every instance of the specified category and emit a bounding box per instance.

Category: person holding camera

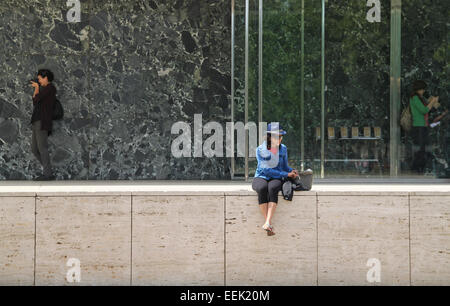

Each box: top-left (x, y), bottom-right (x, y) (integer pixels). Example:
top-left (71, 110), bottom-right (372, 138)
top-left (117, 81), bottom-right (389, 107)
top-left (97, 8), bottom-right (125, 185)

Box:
top-left (29, 69), bottom-right (56, 181)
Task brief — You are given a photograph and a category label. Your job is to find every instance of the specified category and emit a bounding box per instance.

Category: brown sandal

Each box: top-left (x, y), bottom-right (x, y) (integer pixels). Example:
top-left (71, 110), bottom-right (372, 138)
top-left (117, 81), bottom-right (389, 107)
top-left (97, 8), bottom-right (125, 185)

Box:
top-left (262, 223), bottom-right (275, 236)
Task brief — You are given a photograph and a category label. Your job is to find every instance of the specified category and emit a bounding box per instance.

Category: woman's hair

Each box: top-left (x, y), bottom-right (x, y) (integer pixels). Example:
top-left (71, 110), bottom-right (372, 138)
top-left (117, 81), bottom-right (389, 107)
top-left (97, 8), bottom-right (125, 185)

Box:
top-left (410, 80), bottom-right (427, 98)
top-left (37, 69), bottom-right (54, 82)
top-left (410, 80), bottom-right (428, 105)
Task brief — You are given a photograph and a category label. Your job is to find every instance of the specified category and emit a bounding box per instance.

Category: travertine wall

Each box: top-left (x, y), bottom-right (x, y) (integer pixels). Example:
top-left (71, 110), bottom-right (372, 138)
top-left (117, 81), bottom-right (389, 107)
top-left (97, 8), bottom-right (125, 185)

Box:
top-left (0, 191), bottom-right (449, 285)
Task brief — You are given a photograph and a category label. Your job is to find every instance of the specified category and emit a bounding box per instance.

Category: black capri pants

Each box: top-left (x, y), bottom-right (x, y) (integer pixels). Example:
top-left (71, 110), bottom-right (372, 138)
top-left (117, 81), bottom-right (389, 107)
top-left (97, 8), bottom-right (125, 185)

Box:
top-left (252, 177), bottom-right (283, 204)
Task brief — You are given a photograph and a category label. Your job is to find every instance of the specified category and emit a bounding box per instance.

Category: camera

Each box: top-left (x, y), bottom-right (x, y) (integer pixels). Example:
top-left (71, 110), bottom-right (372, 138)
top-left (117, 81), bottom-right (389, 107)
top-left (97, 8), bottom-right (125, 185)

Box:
top-left (29, 78), bottom-right (39, 88)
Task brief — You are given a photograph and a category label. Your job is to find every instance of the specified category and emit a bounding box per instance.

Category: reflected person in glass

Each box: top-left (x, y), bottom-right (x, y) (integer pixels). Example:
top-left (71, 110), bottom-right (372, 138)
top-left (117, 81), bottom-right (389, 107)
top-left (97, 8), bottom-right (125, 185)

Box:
top-left (409, 80), bottom-right (439, 174)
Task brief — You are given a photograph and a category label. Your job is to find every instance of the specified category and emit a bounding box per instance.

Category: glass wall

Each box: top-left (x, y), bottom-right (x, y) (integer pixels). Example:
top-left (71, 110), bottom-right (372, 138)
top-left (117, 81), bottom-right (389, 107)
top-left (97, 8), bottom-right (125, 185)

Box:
top-left (324, 0), bottom-right (390, 178)
top-left (232, 0), bottom-right (262, 179)
top-left (400, 0), bottom-right (449, 178)
top-left (232, 0), bottom-right (449, 180)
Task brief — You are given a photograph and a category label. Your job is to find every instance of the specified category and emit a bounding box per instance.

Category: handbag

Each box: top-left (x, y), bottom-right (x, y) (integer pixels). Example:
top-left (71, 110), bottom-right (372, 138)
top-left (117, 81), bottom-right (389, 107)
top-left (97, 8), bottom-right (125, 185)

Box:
top-left (53, 98), bottom-right (64, 120)
top-left (282, 179), bottom-right (294, 201)
top-left (291, 169), bottom-right (313, 191)
top-left (281, 169), bottom-right (314, 201)
top-left (400, 104), bottom-right (412, 132)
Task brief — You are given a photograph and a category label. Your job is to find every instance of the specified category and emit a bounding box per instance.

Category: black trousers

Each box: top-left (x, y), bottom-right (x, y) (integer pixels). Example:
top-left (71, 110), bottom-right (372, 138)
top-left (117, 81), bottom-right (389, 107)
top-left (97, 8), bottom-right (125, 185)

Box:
top-left (411, 126), bottom-right (429, 149)
top-left (252, 177), bottom-right (282, 204)
top-left (411, 126), bottom-right (430, 172)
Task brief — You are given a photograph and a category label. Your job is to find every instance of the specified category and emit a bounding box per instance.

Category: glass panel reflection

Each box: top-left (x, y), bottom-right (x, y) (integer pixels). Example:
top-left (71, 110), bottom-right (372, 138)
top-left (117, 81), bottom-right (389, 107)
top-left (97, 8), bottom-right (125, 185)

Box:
top-left (400, 0), bottom-right (449, 178)
top-left (323, 0), bottom-right (390, 178)
top-left (233, 0), bottom-right (449, 180)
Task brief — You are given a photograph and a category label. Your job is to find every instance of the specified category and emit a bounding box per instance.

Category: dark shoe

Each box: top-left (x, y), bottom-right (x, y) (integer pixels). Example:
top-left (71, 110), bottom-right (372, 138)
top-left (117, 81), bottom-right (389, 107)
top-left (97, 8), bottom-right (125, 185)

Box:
top-left (34, 175), bottom-right (56, 181)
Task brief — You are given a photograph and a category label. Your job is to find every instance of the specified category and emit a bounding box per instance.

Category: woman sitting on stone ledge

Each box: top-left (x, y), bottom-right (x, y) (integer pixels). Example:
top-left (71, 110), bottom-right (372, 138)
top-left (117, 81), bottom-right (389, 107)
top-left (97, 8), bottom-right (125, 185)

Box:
top-left (252, 123), bottom-right (298, 236)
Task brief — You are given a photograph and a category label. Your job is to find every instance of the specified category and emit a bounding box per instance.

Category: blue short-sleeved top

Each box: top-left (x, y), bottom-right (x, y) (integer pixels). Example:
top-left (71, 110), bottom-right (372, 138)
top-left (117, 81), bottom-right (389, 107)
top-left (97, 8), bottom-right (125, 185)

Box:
top-left (254, 141), bottom-right (293, 180)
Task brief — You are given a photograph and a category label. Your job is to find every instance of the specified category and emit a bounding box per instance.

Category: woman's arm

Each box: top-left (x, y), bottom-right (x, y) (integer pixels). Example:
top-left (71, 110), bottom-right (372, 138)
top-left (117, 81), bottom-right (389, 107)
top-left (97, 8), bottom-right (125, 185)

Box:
top-left (411, 96), bottom-right (434, 115)
top-left (32, 85), bottom-right (56, 104)
top-left (31, 82), bottom-right (39, 102)
top-left (433, 110), bottom-right (448, 123)
top-left (33, 86), bottom-right (39, 97)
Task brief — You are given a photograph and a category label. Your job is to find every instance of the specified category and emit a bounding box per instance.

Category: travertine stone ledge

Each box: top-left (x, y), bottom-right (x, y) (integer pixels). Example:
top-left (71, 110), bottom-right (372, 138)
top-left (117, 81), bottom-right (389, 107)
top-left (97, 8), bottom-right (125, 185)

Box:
top-left (0, 186), bottom-right (449, 285)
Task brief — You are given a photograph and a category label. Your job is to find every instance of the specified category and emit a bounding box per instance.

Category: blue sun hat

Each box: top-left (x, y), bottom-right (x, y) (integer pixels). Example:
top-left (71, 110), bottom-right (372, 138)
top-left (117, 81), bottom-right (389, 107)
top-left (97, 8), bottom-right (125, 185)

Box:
top-left (267, 122), bottom-right (287, 135)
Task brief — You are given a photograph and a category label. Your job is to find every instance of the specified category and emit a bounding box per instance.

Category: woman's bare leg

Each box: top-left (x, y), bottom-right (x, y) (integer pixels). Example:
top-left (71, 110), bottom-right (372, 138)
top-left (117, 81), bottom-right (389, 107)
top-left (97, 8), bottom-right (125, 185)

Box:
top-left (259, 203), bottom-right (268, 220)
top-left (265, 202), bottom-right (277, 226)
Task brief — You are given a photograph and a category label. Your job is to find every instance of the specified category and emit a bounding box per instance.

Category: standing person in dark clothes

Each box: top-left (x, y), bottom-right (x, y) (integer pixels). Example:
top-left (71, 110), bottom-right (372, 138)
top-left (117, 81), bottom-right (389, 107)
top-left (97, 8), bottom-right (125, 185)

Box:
top-left (29, 69), bottom-right (56, 181)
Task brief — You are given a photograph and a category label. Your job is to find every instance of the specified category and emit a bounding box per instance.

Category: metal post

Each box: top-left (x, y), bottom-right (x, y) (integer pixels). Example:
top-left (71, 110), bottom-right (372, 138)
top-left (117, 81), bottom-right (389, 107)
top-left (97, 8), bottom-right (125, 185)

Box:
top-left (245, 0), bottom-right (249, 181)
top-left (390, 0), bottom-right (401, 177)
top-left (300, 0), bottom-right (305, 171)
top-left (258, 0), bottom-right (263, 144)
top-left (320, 0), bottom-right (325, 178)
top-left (231, 0), bottom-right (235, 180)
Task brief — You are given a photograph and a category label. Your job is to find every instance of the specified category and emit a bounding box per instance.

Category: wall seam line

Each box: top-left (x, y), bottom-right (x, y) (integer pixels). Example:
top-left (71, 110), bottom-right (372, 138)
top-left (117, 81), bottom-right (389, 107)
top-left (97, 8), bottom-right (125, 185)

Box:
top-left (316, 192), bottom-right (319, 286)
top-left (224, 195), bottom-right (226, 286)
top-left (130, 195), bottom-right (133, 286)
top-left (33, 194), bottom-right (37, 286)
top-left (408, 192), bottom-right (411, 286)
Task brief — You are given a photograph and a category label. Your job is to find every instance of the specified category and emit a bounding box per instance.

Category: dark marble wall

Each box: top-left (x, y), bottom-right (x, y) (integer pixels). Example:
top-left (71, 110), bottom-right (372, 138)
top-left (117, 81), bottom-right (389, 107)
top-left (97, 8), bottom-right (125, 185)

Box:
top-left (0, 0), bottom-right (231, 180)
